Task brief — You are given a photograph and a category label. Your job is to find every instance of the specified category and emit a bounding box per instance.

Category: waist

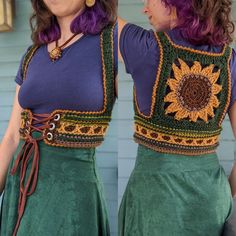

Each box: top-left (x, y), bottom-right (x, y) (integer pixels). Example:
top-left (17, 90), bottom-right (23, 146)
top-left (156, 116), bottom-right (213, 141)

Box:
top-left (135, 144), bottom-right (220, 173)
top-left (19, 130), bottom-right (96, 158)
top-left (134, 122), bottom-right (220, 156)
top-left (20, 108), bottom-right (111, 148)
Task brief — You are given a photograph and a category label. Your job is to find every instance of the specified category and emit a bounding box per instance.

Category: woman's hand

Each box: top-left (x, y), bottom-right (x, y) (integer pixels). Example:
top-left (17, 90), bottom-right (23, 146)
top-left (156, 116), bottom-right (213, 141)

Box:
top-left (228, 101), bottom-right (236, 197)
top-left (118, 17), bottom-right (127, 62)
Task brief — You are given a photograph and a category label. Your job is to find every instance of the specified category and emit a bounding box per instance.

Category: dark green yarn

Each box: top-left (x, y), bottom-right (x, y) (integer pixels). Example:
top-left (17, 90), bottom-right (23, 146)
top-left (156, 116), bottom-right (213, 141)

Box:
top-left (63, 113), bottom-right (111, 122)
top-left (134, 133), bottom-right (219, 152)
top-left (102, 23), bottom-right (116, 115)
top-left (57, 133), bottom-right (104, 143)
top-left (134, 31), bottom-right (232, 134)
top-left (134, 115), bottom-right (222, 138)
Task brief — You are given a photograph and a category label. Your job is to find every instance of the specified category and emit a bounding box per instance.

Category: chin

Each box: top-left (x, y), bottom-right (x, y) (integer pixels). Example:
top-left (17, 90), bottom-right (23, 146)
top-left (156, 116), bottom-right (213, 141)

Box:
top-left (50, 7), bottom-right (84, 19)
top-left (44, 2), bottom-right (69, 17)
top-left (52, 12), bottom-right (68, 17)
top-left (49, 8), bottom-right (72, 18)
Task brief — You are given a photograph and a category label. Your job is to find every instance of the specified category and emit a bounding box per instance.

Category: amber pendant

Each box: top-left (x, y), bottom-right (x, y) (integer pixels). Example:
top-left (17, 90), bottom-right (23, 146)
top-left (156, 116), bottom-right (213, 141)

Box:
top-left (49, 47), bottom-right (62, 62)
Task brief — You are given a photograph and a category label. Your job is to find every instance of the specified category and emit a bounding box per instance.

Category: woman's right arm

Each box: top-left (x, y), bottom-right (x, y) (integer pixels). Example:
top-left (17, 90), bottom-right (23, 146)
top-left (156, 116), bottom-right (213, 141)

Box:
top-left (0, 84), bottom-right (23, 194)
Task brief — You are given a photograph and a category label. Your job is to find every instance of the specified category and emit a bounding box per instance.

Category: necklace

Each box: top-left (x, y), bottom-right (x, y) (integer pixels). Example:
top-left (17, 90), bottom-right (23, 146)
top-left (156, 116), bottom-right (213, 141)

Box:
top-left (49, 33), bottom-right (79, 62)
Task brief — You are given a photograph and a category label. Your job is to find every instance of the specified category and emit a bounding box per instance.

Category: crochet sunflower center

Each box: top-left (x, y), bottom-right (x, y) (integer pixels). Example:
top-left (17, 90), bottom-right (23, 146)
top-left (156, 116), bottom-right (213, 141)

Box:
top-left (178, 74), bottom-right (212, 111)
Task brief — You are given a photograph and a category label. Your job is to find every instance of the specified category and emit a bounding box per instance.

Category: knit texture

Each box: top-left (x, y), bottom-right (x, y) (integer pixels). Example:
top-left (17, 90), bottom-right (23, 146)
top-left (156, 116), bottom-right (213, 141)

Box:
top-left (134, 31), bottom-right (232, 155)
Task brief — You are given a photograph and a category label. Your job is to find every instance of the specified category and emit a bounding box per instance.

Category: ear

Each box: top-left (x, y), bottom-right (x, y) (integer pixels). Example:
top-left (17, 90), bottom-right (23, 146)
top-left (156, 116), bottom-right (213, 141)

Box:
top-left (170, 7), bottom-right (177, 18)
top-left (169, 7), bottom-right (178, 29)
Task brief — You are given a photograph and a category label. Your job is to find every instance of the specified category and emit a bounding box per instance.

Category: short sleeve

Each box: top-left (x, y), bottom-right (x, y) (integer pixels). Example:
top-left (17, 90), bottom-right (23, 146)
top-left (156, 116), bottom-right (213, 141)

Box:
top-left (228, 48), bottom-right (236, 113)
top-left (113, 21), bottom-right (118, 78)
top-left (119, 23), bottom-right (161, 115)
top-left (119, 23), bottom-right (160, 75)
top-left (14, 45), bottom-right (32, 86)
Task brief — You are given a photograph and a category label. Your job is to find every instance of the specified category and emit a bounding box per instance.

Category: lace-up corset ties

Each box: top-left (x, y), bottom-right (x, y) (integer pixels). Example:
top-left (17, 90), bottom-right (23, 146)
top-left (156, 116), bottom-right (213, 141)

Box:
top-left (10, 112), bottom-right (56, 236)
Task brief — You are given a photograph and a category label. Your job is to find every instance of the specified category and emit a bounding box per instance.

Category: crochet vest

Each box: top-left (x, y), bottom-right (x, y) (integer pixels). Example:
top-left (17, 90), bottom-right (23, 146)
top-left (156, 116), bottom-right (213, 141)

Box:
top-left (133, 31), bottom-right (232, 155)
top-left (19, 24), bottom-right (116, 148)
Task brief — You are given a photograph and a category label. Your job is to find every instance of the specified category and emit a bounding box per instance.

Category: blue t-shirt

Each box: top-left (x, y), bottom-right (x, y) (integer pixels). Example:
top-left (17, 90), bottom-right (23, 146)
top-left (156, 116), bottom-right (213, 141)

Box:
top-left (120, 23), bottom-right (236, 116)
top-left (15, 24), bottom-right (118, 114)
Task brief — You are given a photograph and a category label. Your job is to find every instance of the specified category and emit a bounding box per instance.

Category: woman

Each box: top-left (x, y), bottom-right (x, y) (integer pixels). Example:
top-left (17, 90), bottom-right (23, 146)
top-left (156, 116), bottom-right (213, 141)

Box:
top-left (118, 0), bottom-right (236, 235)
top-left (0, 0), bottom-right (117, 235)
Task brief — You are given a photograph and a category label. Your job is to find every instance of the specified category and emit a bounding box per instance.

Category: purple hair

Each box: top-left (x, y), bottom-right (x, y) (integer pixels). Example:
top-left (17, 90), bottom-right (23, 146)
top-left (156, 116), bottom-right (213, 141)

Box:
top-left (162, 0), bottom-right (235, 46)
top-left (38, 1), bottom-right (113, 44)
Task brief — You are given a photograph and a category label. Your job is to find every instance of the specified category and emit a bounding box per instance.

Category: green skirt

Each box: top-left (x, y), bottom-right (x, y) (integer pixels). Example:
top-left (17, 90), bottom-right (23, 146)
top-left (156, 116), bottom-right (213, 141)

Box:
top-left (118, 144), bottom-right (234, 236)
top-left (0, 131), bottom-right (110, 236)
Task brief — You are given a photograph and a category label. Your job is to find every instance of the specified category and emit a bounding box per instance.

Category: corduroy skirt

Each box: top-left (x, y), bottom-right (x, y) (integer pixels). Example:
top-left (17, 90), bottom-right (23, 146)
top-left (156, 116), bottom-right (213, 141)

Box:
top-left (118, 144), bottom-right (234, 236)
top-left (0, 131), bottom-right (110, 236)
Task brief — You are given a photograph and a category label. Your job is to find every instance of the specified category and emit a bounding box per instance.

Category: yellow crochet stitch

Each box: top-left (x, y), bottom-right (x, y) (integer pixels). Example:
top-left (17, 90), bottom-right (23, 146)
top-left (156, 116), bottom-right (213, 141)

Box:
top-left (164, 59), bottom-right (222, 123)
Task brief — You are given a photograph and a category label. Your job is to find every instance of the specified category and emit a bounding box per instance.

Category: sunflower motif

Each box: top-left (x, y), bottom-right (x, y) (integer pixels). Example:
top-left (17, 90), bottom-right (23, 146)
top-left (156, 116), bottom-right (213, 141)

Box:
top-left (164, 59), bottom-right (222, 123)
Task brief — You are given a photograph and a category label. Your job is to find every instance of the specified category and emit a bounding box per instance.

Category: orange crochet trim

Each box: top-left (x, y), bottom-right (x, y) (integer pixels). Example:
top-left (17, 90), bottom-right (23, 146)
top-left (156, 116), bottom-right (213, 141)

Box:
top-left (43, 138), bottom-right (102, 148)
top-left (219, 47), bottom-right (233, 125)
top-left (134, 136), bottom-right (217, 156)
top-left (111, 23), bottom-right (115, 78)
top-left (135, 119), bottom-right (222, 137)
top-left (163, 32), bottom-right (227, 56)
top-left (57, 122), bottom-right (108, 136)
top-left (100, 28), bottom-right (108, 114)
top-left (133, 32), bottom-right (164, 118)
top-left (135, 123), bottom-right (219, 147)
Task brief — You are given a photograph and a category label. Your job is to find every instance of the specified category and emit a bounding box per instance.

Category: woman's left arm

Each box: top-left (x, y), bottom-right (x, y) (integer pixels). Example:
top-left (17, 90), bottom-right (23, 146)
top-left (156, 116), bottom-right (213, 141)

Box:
top-left (228, 101), bottom-right (236, 197)
top-left (118, 17), bottom-right (127, 62)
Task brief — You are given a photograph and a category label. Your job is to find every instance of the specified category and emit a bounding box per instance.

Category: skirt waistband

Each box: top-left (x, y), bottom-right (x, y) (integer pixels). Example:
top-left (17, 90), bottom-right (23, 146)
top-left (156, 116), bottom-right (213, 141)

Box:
top-left (30, 130), bottom-right (96, 159)
top-left (135, 144), bottom-right (220, 173)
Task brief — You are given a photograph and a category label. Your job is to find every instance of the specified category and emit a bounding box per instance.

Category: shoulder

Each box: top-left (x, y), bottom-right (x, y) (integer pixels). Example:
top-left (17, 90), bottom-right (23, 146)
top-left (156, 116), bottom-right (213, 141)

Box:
top-left (21, 45), bottom-right (39, 74)
top-left (15, 44), bottom-right (36, 85)
top-left (230, 47), bottom-right (236, 82)
top-left (119, 23), bottom-right (160, 74)
top-left (226, 46), bottom-right (236, 75)
top-left (100, 22), bottom-right (117, 55)
top-left (120, 23), bottom-right (158, 55)
top-left (230, 47), bottom-right (236, 65)
top-left (21, 44), bottom-right (37, 61)
top-left (101, 22), bottom-right (117, 35)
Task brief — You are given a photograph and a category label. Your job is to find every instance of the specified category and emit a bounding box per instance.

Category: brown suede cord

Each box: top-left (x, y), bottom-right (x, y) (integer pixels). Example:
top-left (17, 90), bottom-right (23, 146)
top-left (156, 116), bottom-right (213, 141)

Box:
top-left (10, 113), bottom-right (54, 236)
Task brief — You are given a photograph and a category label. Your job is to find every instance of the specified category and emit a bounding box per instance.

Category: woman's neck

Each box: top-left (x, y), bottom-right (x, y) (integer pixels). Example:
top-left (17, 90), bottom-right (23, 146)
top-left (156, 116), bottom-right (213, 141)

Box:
top-left (56, 9), bottom-right (83, 42)
top-left (57, 16), bottom-right (74, 40)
